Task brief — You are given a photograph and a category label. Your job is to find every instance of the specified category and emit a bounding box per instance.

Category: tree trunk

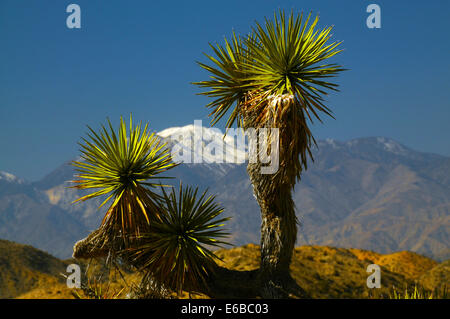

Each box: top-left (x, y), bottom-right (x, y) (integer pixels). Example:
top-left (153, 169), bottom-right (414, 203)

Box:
top-left (240, 95), bottom-right (309, 298)
top-left (247, 162), bottom-right (306, 298)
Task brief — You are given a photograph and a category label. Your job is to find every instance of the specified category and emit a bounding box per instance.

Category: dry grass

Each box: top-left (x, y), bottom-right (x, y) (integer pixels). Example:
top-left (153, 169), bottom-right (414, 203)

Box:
top-left (7, 243), bottom-right (447, 299)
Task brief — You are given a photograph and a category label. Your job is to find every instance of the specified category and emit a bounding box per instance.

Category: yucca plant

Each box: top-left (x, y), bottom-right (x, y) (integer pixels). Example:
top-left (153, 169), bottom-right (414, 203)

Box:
top-left (390, 285), bottom-right (434, 299)
top-left (71, 277), bottom-right (125, 299)
top-left (129, 184), bottom-right (230, 295)
top-left (71, 115), bottom-right (177, 258)
top-left (194, 10), bottom-right (345, 297)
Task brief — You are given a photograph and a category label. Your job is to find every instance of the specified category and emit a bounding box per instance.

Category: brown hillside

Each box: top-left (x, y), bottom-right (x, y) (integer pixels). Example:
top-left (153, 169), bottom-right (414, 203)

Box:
top-left (418, 260), bottom-right (449, 292)
top-left (3, 241), bottom-right (446, 299)
top-left (0, 239), bottom-right (70, 298)
top-left (349, 249), bottom-right (438, 280)
top-left (215, 244), bottom-right (440, 298)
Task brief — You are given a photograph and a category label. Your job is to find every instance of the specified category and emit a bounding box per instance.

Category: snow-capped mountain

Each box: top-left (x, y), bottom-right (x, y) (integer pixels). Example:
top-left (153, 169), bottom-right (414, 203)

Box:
top-left (0, 171), bottom-right (24, 184)
top-left (158, 124), bottom-right (247, 164)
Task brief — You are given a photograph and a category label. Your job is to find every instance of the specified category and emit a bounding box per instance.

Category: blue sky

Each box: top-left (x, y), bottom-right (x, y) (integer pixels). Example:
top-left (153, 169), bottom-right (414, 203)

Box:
top-left (0, 0), bottom-right (449, 181)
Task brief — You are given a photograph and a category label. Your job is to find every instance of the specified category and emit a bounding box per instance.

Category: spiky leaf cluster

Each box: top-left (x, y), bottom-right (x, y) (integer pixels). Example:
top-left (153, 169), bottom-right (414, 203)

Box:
top-left (71, 115), bottom-right (177, 238)
top-left (194, 10), bottom-right (345, 181)
top-left (129, 184), bottom-right (230, 294)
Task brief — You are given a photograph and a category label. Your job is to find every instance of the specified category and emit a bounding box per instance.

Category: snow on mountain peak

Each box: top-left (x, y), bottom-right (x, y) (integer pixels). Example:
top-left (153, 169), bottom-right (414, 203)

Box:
top-left (157, 124), bottom-right (248, 164)
top-left (0, 171), bottom-right (23, 183)
top-left (344, 137), bottom-right (408, 155)
top-left (158, 124), bottom-right (236, 143)
top-left (375, 137), bottom-right (408, 154)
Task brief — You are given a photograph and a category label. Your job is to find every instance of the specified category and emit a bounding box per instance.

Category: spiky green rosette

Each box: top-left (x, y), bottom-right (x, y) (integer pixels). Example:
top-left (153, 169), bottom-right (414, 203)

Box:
top-left (194, 10), bottom-right (345, 185)
top-left (71, 115), bottom-right (176, 252)
top-left (129, 184), bottom-right (230, 294)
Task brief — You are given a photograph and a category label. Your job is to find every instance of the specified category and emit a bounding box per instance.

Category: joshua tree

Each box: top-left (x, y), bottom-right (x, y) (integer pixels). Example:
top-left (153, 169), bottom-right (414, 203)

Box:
top-left (194, 10), bottom-right (345, 297)
top-left (71, 116), bottom-right (230, 296)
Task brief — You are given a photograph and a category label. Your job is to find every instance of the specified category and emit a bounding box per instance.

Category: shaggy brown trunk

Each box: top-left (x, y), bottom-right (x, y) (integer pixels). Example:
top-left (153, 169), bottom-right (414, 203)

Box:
top-left (241, 94), bottom-right (309, 298)
top-left (247, 162), bottom-right (304, 298)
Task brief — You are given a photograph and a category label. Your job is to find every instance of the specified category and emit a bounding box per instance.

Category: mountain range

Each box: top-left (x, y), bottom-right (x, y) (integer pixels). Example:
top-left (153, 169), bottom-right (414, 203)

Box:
top-left (0, 125), bottom-right (449, 261)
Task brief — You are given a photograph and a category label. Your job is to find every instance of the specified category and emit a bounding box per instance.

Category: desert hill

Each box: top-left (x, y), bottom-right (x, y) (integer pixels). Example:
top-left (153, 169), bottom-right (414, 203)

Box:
top-left (0, 239), bottom-right (70, 298)
top-left (214, 244), bottom-right (446, 299)
top-left (1, 240), bottom-right (447, 299)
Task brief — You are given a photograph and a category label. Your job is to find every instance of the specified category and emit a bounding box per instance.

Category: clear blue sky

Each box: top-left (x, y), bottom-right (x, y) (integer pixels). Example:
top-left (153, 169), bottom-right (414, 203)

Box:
top-left (0, 0), bottom-right (449, 181)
